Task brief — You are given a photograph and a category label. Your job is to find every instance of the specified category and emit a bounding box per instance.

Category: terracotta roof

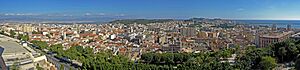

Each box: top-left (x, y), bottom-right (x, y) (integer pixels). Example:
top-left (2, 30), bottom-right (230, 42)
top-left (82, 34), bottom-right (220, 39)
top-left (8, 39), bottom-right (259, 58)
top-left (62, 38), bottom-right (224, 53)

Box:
top-left (119, 48), bottom-right (126, 52)
top-left (32, 34), bottom-right (44, 36)
top-left (66, 31), bottom-right (74, 34)
top-left (80, 33), bottom-right (97, 37)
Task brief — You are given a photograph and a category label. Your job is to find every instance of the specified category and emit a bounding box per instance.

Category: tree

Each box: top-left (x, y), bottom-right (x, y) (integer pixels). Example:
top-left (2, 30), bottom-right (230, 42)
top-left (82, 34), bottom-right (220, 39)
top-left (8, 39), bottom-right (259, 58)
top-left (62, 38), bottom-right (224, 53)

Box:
top-left (295, 58), bottom-right (300, 70)
top-left (31, 40), bottom-right (48, 49)
top-left (278, 47), bottom-right (287, 62)
top-left (17, 34), bottom-right (23, 40)
top-left (217, 49), bottom-right (233, 58)
top-left (259, 56), bottom-right (277, 70)
top-left (49, 44), bottom-right (64, 53)
top-left (9, 30), bottom-right (16, 37)
top-left (60, 64), bottom-right (64, 70)
top-left (236, 47), bottom-right (270, 69)
top-left (141, 53), bottom-right (154, 63)
top-left (21, 34), bottom-right (29, 41)
top-left (286, 45), bottom-right (299, 61)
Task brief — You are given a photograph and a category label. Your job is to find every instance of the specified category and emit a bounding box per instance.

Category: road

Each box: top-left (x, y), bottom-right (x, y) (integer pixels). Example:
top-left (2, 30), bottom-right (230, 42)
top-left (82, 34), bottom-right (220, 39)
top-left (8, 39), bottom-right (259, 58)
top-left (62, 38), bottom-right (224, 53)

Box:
top-left (28, 43), bottom-right (80, 70)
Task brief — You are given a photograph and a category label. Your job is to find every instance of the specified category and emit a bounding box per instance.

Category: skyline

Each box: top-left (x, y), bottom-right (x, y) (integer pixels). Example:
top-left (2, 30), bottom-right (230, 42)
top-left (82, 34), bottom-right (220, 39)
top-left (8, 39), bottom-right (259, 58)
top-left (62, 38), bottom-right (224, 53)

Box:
top-left (1, 0), bottom-right (300, 20)
top-left (1, 1), bottom-right (300, 70)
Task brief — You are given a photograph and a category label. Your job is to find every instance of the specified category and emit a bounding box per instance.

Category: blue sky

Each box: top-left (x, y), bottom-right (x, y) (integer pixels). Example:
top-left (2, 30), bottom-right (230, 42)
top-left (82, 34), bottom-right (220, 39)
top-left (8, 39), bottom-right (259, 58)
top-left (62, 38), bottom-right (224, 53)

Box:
top-left (0, 0), bottom-right (300, 20)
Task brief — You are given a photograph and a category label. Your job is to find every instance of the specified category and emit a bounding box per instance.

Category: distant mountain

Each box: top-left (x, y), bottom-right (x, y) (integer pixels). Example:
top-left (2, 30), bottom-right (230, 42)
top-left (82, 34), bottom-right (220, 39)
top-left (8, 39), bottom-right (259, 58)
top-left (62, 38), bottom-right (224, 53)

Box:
top-left (109, 19), bottom-right (175, 24)
top-left (185, 18), bottom-right (225, 21)
top-left (0, 15), bottom-right (232, 24)
top-left (0, 15), bottom-right (119, 23)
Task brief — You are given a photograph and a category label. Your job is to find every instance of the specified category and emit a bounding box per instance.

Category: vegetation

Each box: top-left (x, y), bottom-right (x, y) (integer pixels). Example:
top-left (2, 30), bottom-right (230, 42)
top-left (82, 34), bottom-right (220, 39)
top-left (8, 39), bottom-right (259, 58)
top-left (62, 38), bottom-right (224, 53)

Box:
top-left (29, 39), bottom-right (300, 70)
top-left (18, 34), bottom-right (29, 41)
top-left (49, 44), bottom-right (237, 70)
top-left (9, 30), bottom-right (16, 37)
top-left (295, 58), bottom-right (300, 70)
top-left (31, 40), bottom-right (48, 49)
top-left (236, 39), bottom-right (300, 70)
top-left (60, 64), bottom-right (64, 70)
top-left (259, 56), bottom-right (277, 70)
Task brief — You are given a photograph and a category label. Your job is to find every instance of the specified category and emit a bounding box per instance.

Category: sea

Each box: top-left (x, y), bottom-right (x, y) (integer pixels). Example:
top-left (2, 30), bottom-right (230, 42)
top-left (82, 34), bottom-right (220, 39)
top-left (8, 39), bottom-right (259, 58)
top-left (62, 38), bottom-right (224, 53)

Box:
top-left (236, 20), bottom-right (300, 28)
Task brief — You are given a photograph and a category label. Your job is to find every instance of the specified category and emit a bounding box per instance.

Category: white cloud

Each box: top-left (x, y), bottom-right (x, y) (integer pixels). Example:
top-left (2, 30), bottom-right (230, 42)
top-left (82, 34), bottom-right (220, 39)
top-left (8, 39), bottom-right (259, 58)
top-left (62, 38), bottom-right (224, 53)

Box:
top-left (85, 13), bottom-right (91, 16)
top-left (98, 13), bottom-right (105, 16)
top-left (3, 13), bottom-right (39, 16)
top-left (237, 8), bottom-right (245, 11)
top-left (84, 13), bottom-right (106, 16)
top-left (4, 13), bottom-right (14, 16)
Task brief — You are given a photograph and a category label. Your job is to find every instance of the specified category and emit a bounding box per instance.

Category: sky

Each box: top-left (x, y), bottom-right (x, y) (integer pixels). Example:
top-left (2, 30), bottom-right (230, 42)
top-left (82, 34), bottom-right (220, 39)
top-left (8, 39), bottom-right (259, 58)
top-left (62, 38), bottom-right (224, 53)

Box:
top-left (0, 0), bottom-right (300, 20)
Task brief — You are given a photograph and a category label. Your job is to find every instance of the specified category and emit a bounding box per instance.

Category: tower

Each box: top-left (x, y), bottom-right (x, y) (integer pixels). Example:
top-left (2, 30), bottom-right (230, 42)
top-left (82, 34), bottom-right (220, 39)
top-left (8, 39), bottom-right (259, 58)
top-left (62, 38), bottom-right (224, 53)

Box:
top-left (287, 24), bottom-right (291, 31)
top-left (61, 31), bottom-right (66, 40)
top-left (272, 24), bottom-right (277, 31)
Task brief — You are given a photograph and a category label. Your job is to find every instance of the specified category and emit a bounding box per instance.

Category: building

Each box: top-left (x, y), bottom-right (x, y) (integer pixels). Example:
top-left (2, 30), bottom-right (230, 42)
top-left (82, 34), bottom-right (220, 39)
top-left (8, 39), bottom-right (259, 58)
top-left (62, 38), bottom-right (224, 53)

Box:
top-left (0, 36), bottom-right (35, 70)
top-left (22, 24), bottom-right (34, 33)
top-left (207, 32), bottom-right (219, 38)
top-left (0, 34), bottom-right (54, 70)
top-left (180, 28), bottom-right (197, 37)
top-left (197, 31), bottom-right (208, 38)
top-left (291, 32), bottom-right (300, 41)
top-left (272, 24), bottom-right (277, 31)
top-left (254, 30), bottom-right (260, 47)
top-left (258, 31), bottom-right (293, 47)
top-left (148, 27), bottom-right (161, 32)
top-left (0, 29), bottom-right (56, 69)
top-left (160, 44), bottom-right (181, 53)
top-left (287, 24), bottom-right (292, 31)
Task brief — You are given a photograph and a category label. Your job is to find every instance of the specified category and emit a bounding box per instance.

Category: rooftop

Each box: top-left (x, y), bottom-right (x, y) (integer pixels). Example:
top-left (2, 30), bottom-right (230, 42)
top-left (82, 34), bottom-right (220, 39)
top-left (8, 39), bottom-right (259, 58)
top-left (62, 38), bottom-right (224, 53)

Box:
top-left (292, 32), bottom-right (300, 37)
top-left (261, 31), bottom-right (293, 38)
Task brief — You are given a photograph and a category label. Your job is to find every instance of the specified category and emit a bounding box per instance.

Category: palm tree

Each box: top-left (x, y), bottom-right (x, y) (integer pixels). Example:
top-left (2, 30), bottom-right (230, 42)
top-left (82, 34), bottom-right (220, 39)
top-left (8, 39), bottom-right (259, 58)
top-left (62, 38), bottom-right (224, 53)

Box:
top-left (278, 47), bottom-right (287, 62)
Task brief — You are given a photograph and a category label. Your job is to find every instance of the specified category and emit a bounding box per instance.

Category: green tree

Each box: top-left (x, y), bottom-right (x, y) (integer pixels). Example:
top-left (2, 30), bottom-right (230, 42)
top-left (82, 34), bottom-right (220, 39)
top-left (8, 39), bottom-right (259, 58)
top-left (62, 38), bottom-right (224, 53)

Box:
top-left (295, 58), bottom-right (300, 70)
top-left (9, 30), bottom-right (16, 37)
top-left (49, 44), bottom-right (64, 53)
top-left (236, 47), bottom-right (270, 69)
top-left (141, 53), bottom-right (154, 63)
top-left (259, 56), bottom-right (277, 70)
top-left (217, 49), bottom-right (233, 58)
top-left (21, 34), bottom-right (29, 41)
top-left (279, 47), bottom-right (287, 62)
top-left (17, 34), bottom-right (23, 40)
top-left (60, 64), bottom-right (64, 70)
top-left (31, 40), bottom-right (48, 49)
